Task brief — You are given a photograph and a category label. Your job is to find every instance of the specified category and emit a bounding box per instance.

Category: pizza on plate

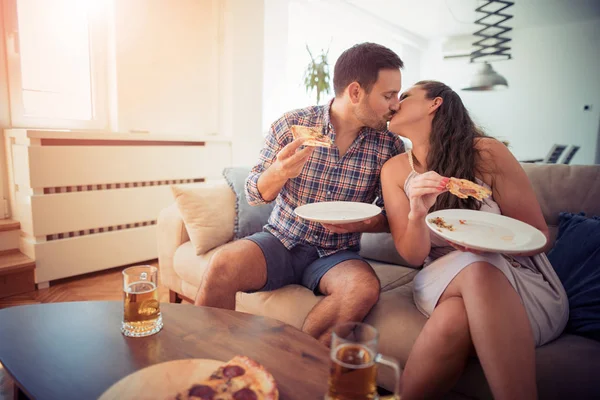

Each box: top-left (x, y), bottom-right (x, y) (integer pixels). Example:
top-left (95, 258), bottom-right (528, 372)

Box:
top-left (429, 216), bottom-right (455, 232)
top-left (290, 125), bottom-right (333, 148)
top-left (174, 356), bottom-right (278, 400)
top-left (446, 178), bottom-right (492, 201)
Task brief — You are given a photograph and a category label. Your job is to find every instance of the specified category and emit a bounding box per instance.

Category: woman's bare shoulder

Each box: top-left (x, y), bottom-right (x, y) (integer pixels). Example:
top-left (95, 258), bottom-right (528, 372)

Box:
top-left (382, 152), bottom-right (412, 186)
top-left (475, 137), bottom-right (512, 158)
top-left (475, 137), bottom-right (515, 170)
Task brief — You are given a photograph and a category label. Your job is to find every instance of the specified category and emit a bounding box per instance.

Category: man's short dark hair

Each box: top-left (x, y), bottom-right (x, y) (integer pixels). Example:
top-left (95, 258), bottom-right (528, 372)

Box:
top-left (333, 42), bottom-right (404, 96)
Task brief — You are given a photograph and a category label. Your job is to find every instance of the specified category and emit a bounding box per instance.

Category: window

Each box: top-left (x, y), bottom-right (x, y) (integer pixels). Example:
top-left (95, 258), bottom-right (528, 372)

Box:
top-left (3, 0), bottom-right (108, 129)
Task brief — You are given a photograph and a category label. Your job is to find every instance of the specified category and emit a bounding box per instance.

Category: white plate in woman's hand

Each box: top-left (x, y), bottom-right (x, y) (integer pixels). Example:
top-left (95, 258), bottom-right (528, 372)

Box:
top-left (426, 209), bottom-right (547, 254)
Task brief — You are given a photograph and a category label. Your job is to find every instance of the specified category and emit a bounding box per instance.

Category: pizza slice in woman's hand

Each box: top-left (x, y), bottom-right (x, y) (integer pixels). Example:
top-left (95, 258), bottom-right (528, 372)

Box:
top-left (446, 178), bottom-right (492, 201)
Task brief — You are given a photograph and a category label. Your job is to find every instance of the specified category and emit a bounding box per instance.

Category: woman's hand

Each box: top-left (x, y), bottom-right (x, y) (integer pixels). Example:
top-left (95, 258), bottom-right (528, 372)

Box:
top-left (448, 242), bottom-right (486, 255)
top-left (408, 172), bottom-right (449, 220)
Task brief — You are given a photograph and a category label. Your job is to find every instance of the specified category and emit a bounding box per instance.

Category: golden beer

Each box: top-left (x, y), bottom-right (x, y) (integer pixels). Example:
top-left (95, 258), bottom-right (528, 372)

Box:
top-left (121, 266), bottom-right (163, 337)
top-left (327, 343), bottom-right (378, 400)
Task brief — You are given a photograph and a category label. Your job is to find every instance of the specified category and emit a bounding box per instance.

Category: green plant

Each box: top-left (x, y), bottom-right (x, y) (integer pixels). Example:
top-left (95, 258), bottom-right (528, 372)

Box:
top-left (303, 45), bottom-right (331, 104)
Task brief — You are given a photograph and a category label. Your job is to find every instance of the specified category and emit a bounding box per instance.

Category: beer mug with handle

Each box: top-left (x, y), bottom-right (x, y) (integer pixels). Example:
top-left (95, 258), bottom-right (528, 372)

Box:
top-left (326, 322), bottom-right (400, 400)
top-left (121, 265), bottom-right (163, 337)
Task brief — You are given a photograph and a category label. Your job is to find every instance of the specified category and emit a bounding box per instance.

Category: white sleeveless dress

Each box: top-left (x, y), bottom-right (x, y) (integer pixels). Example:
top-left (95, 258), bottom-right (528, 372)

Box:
top-left (404, 169), bottom-right (569, 346)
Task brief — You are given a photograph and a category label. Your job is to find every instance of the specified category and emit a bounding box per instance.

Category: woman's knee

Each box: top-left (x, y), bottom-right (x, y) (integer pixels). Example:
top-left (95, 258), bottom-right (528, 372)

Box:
top-left (432, 297), bottom-right (470, 344)
top-left (458, 261), bottom-right (505, 289)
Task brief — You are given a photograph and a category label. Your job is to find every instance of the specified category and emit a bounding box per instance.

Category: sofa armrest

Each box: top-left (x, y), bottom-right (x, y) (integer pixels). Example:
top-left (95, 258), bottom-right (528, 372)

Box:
top-left (157, 202), bottom-right (190, 292)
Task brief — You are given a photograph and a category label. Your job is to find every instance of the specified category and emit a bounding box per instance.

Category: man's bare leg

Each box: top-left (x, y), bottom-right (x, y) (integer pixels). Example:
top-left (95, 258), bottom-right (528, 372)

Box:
top-left (194, 239), bottom-right (267, 310)
top-left (301, 260), bottom-right (380, 346)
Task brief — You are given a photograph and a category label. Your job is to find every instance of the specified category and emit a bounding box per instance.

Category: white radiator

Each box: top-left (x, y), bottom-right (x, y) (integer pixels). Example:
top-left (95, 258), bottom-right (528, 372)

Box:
top-left (4, 129), bottom-right (232, 284)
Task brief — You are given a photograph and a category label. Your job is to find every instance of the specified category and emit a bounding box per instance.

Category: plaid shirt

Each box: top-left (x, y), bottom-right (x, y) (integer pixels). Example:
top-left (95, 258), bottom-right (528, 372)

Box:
top-left (245, 101), bottom-right (405, 257)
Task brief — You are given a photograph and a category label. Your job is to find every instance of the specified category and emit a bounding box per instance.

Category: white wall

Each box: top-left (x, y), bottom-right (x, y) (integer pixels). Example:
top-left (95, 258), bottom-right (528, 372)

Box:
top-left (420, 19), bottom-right (600, 165)
top-left (219, 0), bottom-right (266, 166)
top-left (112, 0), bottom-right (219, 135)
top-left (0, 2), bottom-right (11, 217)
top-left (262, 0), bottom-right (424, 132)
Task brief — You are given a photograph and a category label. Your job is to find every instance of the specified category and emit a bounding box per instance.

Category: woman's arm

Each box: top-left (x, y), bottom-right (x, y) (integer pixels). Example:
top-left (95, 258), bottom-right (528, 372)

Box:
top-left (479, 138), bottom-right (551, 255)
top-left (381, 155), bottom-right (445, 266)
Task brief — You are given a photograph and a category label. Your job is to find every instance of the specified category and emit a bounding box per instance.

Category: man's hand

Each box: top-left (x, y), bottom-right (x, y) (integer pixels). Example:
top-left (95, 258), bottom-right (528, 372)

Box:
top-left (272, 137), bottom-right (315, 180)
top-left (321, 216), bottom-right (378, 234)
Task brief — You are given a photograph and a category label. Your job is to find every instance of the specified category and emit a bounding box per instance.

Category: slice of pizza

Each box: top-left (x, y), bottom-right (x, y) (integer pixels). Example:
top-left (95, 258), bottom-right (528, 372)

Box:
top-left (290, 125), bottom-right (333, 148)
top-left (446, 178), bottom-right (492, 201)
top-left (174, 356), bottom-right (278, 400)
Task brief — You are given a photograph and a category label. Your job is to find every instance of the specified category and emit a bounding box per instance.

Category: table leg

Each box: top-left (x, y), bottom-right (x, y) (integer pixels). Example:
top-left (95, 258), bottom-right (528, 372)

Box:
top-left (13, 383), bottom-right (29, 400)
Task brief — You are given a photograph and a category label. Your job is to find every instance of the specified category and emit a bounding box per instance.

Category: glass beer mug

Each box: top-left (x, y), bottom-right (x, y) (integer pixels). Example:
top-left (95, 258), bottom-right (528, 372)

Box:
top-left (121, 265), bottom-right (163, 337)
top-left (326, 322), bottom-right (400, 400)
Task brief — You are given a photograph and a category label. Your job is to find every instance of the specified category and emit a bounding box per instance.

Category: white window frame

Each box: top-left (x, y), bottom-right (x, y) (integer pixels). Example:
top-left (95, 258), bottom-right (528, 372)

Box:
top-left (2, 0), bottom-right (109, 130)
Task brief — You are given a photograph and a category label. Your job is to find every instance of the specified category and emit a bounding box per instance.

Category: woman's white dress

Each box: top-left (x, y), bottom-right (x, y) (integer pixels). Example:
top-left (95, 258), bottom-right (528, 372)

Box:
top-left (405, 170), bottom-right (569, 346)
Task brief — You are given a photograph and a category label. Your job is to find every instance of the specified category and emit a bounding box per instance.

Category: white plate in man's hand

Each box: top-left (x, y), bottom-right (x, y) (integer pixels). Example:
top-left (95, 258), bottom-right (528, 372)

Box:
top-left (426, 209), bottom-right (547, 254)
top-left (294, 201), bottom-right (381, 224)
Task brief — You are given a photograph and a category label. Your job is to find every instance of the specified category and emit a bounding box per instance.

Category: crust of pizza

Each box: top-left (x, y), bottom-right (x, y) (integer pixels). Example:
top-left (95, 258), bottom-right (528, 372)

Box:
top-left (174, 356), bottom-right (278, 400)
top-left (290, 125), bottom-right (332, 148)
top-left (446, 178), bottom-right (492, 201)
top-left (232, 356), bottom-right (278, 400)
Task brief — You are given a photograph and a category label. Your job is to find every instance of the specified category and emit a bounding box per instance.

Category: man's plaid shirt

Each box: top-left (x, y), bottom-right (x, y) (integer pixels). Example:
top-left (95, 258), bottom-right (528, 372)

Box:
top-left (245, 101), bottom-right (405, 257)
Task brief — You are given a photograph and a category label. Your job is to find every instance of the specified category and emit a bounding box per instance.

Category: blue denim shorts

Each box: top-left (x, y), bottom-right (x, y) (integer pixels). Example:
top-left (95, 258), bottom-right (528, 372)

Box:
top-left (244, 231), bottom-right (366, 294)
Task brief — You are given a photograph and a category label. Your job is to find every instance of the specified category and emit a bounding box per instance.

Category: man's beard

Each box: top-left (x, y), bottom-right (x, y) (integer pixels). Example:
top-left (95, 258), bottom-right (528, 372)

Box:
top-left (355, 103), bottom-right (388, 131)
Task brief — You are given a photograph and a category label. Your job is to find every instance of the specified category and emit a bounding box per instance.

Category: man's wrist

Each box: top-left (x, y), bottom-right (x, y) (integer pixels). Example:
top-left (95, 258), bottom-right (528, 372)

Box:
top-left (366, 213), bottom-right (388, 233)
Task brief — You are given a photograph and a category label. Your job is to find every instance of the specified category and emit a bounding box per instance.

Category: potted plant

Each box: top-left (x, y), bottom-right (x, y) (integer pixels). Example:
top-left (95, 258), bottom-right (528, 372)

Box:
top-left (303, 45), bottom-right (331, 105)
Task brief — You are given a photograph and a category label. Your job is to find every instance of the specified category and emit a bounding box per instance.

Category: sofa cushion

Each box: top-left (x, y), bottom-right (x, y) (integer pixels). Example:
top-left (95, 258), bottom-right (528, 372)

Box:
top-left (533, 334), bottom-right (600, 399)
top-left (521, 163), bottom-right (600, 247)
top-left (234, 261), bottom-right (418, 330)
top-left (548, 212), bottom-right (600, 341)
top-left (360, 232), bottom-right (417, 268)
top-left (223, 167), bottom-right (275, 239)
top-left (171, 183), bottom-right (235, 255)
top-left (173, 241), bottom-right (215, 287)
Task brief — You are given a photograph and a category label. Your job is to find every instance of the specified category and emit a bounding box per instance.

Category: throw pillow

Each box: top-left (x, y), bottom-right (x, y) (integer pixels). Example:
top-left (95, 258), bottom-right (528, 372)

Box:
top-left (359, 232), bottom-right (415, 268)
top-left (548, 212), bottom-right (600, 341)
top-left (171, 183), bottom-right (236, 255)
top-left (223, 167), bottom-right (275, 239)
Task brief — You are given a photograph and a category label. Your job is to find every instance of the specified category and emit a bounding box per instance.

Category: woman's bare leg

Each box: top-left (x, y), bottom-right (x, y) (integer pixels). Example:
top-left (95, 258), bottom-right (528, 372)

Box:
top-left (401, 296), bottom-right (472, 400)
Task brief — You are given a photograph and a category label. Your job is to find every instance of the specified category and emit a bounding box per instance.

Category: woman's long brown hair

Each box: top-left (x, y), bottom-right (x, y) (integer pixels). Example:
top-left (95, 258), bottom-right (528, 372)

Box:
top-left (415, 80), bottom-right (488, 211)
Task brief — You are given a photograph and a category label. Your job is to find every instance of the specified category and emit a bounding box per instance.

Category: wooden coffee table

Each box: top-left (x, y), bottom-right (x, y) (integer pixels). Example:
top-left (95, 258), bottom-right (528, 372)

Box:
top-left (0, 301), bottom-right (330, 399)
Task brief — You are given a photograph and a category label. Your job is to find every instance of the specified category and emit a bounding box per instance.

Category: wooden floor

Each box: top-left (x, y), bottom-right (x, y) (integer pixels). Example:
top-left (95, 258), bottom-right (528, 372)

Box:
top-left (0, 260), bottom-right (169, 400)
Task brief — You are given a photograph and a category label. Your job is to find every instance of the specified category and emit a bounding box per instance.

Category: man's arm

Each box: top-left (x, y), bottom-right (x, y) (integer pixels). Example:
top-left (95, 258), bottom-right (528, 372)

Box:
top-left (321, 213), bottom-right (389, 234)
top-left (245, 124), bottom-right (314, 205)
top-left (245, 125), bottom-right (283, 206)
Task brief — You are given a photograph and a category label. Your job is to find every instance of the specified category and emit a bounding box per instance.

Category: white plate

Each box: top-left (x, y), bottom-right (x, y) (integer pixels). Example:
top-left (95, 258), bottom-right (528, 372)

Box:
top-left (294, 201), bottom-right (381, 224)
top-left (426, 209), bottom-right (547, 254)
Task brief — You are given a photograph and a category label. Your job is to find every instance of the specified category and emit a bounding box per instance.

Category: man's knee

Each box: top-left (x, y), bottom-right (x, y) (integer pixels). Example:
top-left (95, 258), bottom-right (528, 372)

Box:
top-left (205, 243), bottom-right (248, 282)
top-left (335, 268), bottom-right (380, 308)
top-left (205, 240), bottom-right (266, 291)
top-left (205, 248), bottom-right (238, 282)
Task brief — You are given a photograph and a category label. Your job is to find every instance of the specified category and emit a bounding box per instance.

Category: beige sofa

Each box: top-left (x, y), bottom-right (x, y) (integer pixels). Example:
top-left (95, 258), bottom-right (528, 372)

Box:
top-left (157, 163), bottom-right (600, 399)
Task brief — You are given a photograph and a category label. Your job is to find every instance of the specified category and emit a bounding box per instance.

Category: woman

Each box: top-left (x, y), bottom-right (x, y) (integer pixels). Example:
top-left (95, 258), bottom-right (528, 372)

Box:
top-left (381, 81), bottom-right (568, 400)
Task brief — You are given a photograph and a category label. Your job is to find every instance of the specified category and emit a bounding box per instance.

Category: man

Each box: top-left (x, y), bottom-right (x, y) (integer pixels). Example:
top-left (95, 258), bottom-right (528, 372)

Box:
top-left (195, 43), bottom-right (405, 345)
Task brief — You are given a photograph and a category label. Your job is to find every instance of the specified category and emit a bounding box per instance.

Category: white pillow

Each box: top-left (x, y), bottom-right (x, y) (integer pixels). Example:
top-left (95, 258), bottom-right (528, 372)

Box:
top-left (171, 183), bottom-right (235, 255)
